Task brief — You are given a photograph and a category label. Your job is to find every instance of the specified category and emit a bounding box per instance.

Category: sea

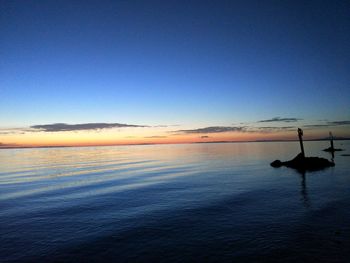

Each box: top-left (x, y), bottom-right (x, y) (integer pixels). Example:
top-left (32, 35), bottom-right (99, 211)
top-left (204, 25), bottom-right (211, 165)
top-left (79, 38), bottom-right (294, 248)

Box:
top-left (1, 141), bottom-right (350, 262)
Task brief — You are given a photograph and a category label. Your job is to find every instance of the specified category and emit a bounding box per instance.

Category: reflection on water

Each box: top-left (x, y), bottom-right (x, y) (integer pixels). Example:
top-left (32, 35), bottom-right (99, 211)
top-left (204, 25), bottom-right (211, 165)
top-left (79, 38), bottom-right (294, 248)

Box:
top-left (300, 173), bottom-right (310, 208)
top-left (0, 142), bottom-right (350, 262)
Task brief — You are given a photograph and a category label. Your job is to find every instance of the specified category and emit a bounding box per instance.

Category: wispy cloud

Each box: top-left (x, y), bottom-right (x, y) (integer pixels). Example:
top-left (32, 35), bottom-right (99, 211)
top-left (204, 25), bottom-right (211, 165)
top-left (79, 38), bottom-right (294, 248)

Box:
top-left (258, 117), bottom-right (301, 123)
top-left (152, 124), bottom-right (180, 128)
top-left (303, 124), bottom-right (329, 128)
top-left (328, 120), bottom-right (350, 126)
top-left (255, 126), bottom-right (296, 133)
top-left (172, 126), bottom-right (245, 134)
top-left (303, 120), bottom-right (350, 128)
top-left (0, 142), bottom-right (16, 147)
top-left (0, 122), bottom-right (173, 134)
top-left (30, 123), bottom-right (148, 132)
top-left (0, 132), bottom-right (13, 135)
top-left (0, 128), bottom-right (28, 135)
top-left (200, 135), bottom-right (210, 138)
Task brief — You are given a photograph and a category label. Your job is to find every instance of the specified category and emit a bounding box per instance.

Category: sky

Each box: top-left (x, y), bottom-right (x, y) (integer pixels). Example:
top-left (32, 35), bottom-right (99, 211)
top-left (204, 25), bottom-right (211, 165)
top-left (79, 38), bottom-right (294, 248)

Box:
top-left (1, 0), bottom-right (350, 147)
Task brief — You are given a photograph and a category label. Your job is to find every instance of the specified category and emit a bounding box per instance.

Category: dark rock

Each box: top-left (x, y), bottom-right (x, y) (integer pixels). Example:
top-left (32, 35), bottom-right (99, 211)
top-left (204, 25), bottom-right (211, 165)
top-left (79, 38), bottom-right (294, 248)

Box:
top-left (270, 152), bottom-right (334, 172)
top-left (270, 160), bottom-right (282, 167)
top-left (323, 147), bottom-right (343, 152)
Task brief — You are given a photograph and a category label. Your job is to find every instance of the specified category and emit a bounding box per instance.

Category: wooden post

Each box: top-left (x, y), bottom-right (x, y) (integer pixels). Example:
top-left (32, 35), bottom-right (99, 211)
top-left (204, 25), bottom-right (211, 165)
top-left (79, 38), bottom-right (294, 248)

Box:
top-left (329, 131), bottom-right (335, 160)
top-left (298, 128), bottom-right (305, 158)
top-left (329, 132), bottom-right (334, 150)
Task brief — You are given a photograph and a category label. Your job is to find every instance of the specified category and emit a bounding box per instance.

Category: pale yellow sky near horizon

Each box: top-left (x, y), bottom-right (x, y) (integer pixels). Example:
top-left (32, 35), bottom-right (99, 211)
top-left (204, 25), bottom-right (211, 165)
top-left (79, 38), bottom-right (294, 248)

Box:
top-left (1, 124), bottom-right (349, 147)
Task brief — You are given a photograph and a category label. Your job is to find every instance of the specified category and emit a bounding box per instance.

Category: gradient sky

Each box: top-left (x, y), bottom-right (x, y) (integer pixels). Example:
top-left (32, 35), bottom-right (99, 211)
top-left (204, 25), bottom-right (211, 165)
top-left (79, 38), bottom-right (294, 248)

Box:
top-left (1, 0), bottom-right (350, 147)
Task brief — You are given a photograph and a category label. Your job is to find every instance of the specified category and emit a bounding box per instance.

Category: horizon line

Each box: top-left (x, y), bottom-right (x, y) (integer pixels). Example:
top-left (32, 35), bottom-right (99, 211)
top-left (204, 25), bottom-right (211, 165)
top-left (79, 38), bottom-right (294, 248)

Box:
top-left (1, 137), bottom-right (349, 150)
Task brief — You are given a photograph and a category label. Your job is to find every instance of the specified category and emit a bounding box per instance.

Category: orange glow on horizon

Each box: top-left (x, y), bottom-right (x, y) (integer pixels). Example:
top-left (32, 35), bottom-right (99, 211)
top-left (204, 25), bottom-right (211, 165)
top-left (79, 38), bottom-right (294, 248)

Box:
top-left (1, 132), bottom-right (271, 147)
top-left (1, 125), bottom-right (348, 148)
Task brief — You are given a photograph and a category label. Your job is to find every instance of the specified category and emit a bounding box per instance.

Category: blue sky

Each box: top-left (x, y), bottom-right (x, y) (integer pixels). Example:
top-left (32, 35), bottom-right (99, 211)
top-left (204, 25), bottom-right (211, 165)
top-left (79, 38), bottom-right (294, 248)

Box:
top-left (1, 0), bottom-right (349, 145)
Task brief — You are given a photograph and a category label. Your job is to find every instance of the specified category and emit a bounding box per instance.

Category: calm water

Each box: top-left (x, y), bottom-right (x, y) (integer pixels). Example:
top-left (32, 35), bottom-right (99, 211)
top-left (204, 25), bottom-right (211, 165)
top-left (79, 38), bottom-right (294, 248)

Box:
top-left (1, 141), bottom-right (350, 262)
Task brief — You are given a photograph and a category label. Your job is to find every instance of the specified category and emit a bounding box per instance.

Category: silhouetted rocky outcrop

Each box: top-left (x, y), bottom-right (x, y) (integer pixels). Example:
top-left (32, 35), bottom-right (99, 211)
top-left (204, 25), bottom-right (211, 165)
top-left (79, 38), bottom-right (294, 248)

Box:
top-left (271, 152), bottom-right (334, 172)
top-left (323, 147), bottom-right (343, 152)
top-left (323, 132), bottom-right (343, 152)
top-left (271, 128), bottom-right (335, 172)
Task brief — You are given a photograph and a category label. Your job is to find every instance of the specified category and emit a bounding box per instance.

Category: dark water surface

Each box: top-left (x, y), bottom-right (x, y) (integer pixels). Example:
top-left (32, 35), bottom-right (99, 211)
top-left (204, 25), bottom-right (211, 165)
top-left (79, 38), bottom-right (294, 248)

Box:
top-left (1, 142), bottom-right (350, 262)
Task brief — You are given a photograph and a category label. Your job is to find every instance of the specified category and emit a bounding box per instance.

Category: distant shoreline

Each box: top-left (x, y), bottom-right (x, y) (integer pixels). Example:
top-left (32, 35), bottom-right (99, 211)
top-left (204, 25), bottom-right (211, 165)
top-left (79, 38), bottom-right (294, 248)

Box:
top-left (1, 138), bottom-right (349, 150)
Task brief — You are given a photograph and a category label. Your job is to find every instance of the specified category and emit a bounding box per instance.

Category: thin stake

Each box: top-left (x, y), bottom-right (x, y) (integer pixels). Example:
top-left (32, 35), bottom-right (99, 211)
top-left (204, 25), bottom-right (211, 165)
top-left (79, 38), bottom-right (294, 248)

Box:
top-left (329, 132), bottom-right (334, 150)
top-left (329, 131), bottom-right (334, 160)
top-left (298, 128), bottom-right (305, 158)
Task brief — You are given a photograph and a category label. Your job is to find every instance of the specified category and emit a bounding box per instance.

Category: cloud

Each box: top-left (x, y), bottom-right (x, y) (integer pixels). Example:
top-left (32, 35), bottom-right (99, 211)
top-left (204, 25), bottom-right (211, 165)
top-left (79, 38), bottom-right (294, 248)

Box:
top-left (258, 126), bottom-right (295, 129)
top-left (0, 142), bottom-right (16, 147)
top-left (153, 124), bottom-right (180, 128)
top-left (303, 124), bottom-right (329, 128)
top-left (255, 126), bottom-right (296, 133)
top-left (328, 120), bottom-right (350, 126)
top-left (30, 123), bottom-right (148, 132)
top-left (258, 117), bottom-right (301, 123)
top-left (1, 122), bottom-right (173, 134)
top-left (144, 136), bottom-right (167, 138)
top-left (0, 127), bottom-right (28, 135)
top-left (172, 125), bottom-right (301, 135)
top-left (303, 120), bottom-right (350, 128)
top-left (0, 132), bottom-right (12, 135)
top-left (173, 126), bottom-right (245, 134)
